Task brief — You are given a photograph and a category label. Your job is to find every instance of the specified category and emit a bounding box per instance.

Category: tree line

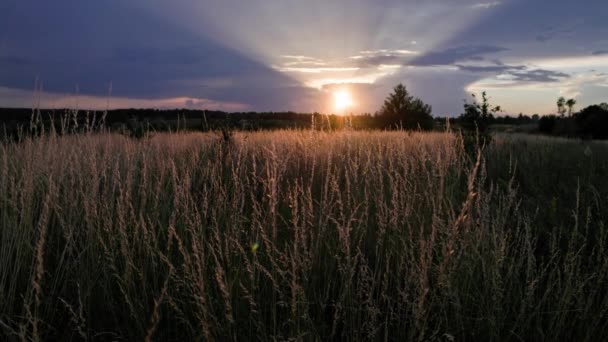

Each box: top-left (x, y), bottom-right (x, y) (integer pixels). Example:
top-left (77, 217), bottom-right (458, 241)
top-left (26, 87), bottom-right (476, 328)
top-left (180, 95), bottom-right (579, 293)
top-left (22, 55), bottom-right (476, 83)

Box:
top-left (539, 101), bottom-right (608, 139)
top-left (1, 84), bottom-right (607, 140)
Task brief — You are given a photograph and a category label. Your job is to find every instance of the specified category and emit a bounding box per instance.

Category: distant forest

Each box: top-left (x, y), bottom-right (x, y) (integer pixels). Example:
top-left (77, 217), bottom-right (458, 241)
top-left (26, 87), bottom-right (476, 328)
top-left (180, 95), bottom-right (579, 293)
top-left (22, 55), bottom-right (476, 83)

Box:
top-left (0, 106), bottom-right (537, 131)
top-left (1, 105), bottom-right (607, 140)
top-left (1, 84), bottom-right (608, 141)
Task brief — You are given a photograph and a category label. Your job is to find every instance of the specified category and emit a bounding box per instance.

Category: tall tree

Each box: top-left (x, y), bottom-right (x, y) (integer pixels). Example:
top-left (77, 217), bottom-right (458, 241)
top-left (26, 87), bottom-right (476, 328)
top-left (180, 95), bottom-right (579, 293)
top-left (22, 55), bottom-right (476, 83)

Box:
top-left (566, 98), bottom-right (577, 117)
top-left (378, 84), bottom-right (433, 130)
top-left (557, 97), bottom-right (567, 117)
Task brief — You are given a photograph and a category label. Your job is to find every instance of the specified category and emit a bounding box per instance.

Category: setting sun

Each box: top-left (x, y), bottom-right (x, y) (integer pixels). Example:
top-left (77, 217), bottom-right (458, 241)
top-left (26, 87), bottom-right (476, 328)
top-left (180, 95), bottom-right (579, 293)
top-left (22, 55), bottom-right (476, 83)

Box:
top-left (334, 90), bottom-right (353, 112)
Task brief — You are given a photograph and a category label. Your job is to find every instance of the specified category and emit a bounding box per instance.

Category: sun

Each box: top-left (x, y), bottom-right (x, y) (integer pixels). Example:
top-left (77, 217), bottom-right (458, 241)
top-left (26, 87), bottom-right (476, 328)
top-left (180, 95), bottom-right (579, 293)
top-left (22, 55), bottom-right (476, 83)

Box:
top-left (334, 90), bottom-right (353, 112)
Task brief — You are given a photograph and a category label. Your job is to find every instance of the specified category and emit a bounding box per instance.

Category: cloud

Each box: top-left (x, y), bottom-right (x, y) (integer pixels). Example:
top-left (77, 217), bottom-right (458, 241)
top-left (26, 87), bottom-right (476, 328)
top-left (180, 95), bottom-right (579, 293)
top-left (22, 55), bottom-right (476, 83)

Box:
top-left (349, 49), bottom-right (419, 67)
top-left (534, 24), bottom-right (578, 43)
top-left (559, 72), bottom-right (608, 98)
top-left (280, 55), bottom-right (327, 67)
top-left (471, 2), bottom-right (502, 9)
top-left (535, 35), bottom-right (551, 42)
top-left (274, 66), bottom-right (360, 74)
top-left (0, 86), bottom-right (250, 111)
top-left (0, 0), bottom-right (311, 111)
top-left (456, 63), bottom-right (525, 73)
top-left (3, 0), bottom-right (608, 115)
top-left (281, 55), bottom-right (322, 61)
top-left (352, 55), bottom-right (406, 68)
top-left (409, 45), bottom-right (508, 66)
top-left (358, 49), bottom-right (418, 56)
top-left (455, 58), bottom-right (569, 83)
top-left (508, 69), bottom-right (570, 82)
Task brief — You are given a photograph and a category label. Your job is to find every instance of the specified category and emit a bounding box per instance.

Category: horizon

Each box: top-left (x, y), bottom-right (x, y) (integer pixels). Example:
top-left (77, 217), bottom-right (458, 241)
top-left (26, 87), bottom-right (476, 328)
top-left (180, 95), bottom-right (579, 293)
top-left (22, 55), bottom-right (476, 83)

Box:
top-left (1, 0), bottom-right (608, 116)
top-left (0, 105), bottom-right (551, 118)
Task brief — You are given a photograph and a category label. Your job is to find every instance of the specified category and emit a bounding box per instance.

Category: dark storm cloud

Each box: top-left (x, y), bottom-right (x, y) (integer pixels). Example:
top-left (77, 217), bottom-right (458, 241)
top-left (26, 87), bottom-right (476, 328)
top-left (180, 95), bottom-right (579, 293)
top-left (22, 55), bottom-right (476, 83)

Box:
top-left (592, 50), bottom-right (608, 56)
top-left (409, 45), bottom-right (508, 66)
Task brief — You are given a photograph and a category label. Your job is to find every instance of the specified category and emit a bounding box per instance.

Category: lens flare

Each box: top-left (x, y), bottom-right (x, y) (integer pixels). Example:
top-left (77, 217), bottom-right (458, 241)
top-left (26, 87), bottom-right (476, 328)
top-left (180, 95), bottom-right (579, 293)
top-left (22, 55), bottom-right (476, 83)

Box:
top-left (334, 90), bottom-right (353, 112)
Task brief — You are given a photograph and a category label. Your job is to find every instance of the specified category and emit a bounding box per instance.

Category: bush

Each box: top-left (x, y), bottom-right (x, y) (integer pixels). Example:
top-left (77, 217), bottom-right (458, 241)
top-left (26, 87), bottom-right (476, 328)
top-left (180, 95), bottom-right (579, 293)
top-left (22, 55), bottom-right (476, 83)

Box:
top-left (538, 115), bottom-right (557, 134)
top-left (575, 104), bottom-right (608, 139)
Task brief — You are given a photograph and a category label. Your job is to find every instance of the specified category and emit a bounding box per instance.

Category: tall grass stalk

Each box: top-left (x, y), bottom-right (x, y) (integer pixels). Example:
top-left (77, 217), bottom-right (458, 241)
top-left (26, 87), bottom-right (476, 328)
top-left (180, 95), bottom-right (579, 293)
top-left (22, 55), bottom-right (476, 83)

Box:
top-left (0, 129), bottom-right (607, 340)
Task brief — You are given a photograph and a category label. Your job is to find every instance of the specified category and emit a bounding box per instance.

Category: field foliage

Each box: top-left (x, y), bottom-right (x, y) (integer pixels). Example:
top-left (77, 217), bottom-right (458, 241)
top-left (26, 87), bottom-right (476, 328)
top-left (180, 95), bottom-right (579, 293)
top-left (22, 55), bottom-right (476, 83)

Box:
top-left (1, 129), bottom-right (607, 341)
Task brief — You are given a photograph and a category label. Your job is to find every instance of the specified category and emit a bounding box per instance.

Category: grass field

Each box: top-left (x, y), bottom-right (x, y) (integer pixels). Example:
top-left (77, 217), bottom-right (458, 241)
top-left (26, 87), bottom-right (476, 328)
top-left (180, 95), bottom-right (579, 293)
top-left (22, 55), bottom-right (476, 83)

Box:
top-left (1, 129), bottom-right (607, 341)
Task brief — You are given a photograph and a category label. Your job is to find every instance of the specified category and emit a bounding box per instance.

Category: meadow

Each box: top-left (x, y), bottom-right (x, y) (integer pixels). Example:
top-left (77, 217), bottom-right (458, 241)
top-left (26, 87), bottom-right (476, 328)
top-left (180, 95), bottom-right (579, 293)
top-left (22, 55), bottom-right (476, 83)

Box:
top-left (1, 128), bottom-right (607, 341)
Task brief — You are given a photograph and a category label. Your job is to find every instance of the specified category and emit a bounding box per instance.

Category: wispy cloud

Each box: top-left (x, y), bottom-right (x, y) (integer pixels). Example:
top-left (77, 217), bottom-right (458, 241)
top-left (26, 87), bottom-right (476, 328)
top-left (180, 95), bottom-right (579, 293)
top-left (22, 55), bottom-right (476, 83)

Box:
top-left (275, 66), bottom-right (360, 74)
top-left (348, 49), bottom-right (419, 68)
top-left (357, 49), bottom-right (419, 56)
top-left (305, 71), bottom-right (389, 89)
top-left (280, 55), bottom-right (325, 62)
top-left (472, 1), bottom-right (502, 9)
top-left (279, 55), bottom-right (328, 67)
top-left (560, 72), bottom-right (608, 98)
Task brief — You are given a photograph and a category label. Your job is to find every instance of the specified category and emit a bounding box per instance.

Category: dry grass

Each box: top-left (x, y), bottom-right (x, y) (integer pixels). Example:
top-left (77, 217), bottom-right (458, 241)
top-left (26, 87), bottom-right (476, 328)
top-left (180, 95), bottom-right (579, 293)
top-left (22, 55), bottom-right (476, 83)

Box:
top-left (0, 129), bottom-right (607, 341)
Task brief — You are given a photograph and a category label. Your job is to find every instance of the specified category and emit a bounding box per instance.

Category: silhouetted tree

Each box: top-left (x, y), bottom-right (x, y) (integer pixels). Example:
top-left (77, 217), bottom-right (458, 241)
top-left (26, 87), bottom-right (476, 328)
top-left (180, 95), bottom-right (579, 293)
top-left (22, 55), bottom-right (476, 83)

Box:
top-left (557, 97), bottom-right (567, 117)
top-left (566, 98), bottom-right (577, 117)
top-left (460, 91), bottom-right (501, 133)
top-left (458, 91), bottom-right (501, 149)
top-left (378, 84), bottom-right (433, 130)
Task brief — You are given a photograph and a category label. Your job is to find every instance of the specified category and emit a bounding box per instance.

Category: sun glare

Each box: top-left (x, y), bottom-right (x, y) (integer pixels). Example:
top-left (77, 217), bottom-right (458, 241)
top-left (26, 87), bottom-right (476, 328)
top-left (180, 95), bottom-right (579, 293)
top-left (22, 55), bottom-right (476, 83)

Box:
top-left (334, 90), bottom-right (353, 112)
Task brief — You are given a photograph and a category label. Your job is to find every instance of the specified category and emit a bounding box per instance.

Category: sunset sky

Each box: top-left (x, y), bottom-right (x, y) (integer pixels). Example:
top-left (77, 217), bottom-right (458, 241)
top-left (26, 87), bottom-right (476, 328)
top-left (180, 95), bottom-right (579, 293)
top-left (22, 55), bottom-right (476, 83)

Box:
top-left (1, 0), bottom-right (607, 115)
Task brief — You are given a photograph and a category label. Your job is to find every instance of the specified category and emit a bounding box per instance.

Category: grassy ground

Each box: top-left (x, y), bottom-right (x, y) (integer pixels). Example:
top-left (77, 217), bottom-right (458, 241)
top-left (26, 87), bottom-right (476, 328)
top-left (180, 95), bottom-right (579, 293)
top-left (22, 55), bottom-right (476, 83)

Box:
top-left (0, 129), bottom-right (607, 341)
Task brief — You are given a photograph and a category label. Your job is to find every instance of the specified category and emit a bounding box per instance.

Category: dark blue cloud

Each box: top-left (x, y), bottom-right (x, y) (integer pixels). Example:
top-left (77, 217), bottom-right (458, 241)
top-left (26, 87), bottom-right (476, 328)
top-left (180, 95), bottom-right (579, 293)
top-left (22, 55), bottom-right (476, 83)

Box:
top-left (442, 0), bottom-right (608, 53)
top-left (0, 0), bottom-right (305, 109)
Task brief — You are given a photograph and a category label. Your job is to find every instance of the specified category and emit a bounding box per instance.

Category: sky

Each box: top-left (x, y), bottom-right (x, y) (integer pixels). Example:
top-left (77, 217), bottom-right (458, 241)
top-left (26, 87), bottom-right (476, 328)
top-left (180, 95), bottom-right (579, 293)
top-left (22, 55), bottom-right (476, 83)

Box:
top-left (1, 0), bottom-right (608, 116)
